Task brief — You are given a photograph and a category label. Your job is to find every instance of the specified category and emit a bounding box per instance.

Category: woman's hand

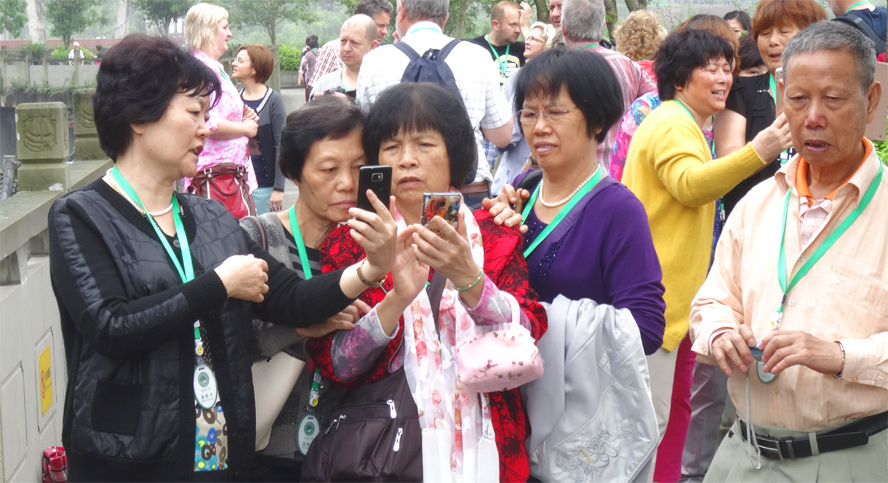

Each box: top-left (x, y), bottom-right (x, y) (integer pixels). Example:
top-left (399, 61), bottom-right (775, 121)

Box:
top-left (750, 112), bottom-right (792, 162)
top-left (389, 229), bottom-right (430, 304)
top-left (375, 229), bottom-right (430, 335)
top-left (410, 211), bottom-right (481, 287)
top-left (269, 190), bottom-right (284, 212)
top-left (215, 254), bottom-right (269, 302)
top-left (242, 119), bottom-right (259, 138)
top-left (295, 300), bottom-right (369, 338)
top-left (347, 191), bottom-right (398, 282)
top-left (482, 185), bottom-right (530, 233)
top-left (243, 105), bottom-right (259, 123)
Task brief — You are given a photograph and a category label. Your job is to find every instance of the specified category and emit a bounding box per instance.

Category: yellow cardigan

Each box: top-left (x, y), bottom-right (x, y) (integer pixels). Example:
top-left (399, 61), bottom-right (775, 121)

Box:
top-left (622, 100), bottom-right (767, 351)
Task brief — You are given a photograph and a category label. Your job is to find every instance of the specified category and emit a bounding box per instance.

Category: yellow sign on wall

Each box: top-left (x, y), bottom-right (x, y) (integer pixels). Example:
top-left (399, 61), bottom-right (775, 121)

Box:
top-left (39, 346), bottom-right (53, 416)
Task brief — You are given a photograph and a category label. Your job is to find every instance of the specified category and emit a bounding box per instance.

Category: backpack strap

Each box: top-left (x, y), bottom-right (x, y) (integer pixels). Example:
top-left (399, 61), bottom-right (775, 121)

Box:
top-left (435, 39), bottom-right (462, 61)
top-left (393, 41), bottom-right (421, 61)
top-left (833, 14), bottom-right (886, 55)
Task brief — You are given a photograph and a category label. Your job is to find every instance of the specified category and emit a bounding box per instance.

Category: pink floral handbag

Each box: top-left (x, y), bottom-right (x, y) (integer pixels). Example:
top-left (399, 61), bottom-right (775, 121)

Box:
top-left (454, 293), bottom-right (544, 393)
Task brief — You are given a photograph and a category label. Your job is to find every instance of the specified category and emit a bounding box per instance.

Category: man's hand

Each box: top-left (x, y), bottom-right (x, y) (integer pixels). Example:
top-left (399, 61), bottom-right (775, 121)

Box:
top-left (760, 330), bottom-right (844, 376)
top-left (711, 325), bottom-right (758, 377)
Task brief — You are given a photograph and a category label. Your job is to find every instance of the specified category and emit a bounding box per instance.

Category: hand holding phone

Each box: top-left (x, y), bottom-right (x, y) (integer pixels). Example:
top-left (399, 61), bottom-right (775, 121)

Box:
top-left (421, 192), bottom-right (462, 238)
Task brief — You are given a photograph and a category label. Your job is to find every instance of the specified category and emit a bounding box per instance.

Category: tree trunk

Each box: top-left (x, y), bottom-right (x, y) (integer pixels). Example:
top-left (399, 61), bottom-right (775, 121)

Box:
top-left (624, 0), bottom-right (648, 11)
top-left (534, 0), bottom-right (549, 23)
top-left (268, 25), bottom-right (276, 46)
top-left (454, 0), bottom-right (468, 40)
top-left (603, 0), bottom-right (617, 41)
top-left (115, 0), bottom-right (128, 38)
top-left (26, 0), bottom-right (46, 44)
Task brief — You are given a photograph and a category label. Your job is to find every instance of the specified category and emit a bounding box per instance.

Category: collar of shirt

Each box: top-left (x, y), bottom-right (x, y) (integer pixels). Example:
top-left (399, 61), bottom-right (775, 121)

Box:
top-left (193, 49), bottom-right (222, 72)
top-left (776, 137), bottom-right (878, 209)
top-left (405, 21), bottom-right (444, 37)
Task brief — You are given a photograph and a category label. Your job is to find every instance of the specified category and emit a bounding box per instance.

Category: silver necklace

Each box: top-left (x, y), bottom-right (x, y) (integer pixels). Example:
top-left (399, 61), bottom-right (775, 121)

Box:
top-left (538, 168), bottom-right (598, 208)
top-left (106, 168), bottom-right (174, 217)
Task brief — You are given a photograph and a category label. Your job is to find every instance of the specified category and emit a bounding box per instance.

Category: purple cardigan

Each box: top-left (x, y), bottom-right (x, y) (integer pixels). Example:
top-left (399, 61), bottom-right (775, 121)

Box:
top-left (521, 175), bottom-right (666, 354)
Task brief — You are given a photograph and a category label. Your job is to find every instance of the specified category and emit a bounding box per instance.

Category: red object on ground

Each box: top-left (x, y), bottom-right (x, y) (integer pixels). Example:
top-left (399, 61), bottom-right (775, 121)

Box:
top-left (42, 446), bottom-right (67, 482)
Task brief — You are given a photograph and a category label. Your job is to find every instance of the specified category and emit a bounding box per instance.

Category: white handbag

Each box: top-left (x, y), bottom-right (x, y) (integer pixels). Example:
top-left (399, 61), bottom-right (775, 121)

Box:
top-left (251, 353), bottom-right (305, 451)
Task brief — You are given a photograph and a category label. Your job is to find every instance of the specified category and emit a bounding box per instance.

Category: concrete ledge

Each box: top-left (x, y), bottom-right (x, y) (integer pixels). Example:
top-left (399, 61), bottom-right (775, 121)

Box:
top-left (0, 159), bottom-right (110, 261)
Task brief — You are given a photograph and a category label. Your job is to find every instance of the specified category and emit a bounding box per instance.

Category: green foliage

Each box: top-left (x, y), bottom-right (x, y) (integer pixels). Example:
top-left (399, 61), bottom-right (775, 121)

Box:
top-left (45, 0), bottom-right (106, 47)
top-left (279, 44), bottom-right (302, 70)
top-left (223, 0), bottom-right (318, 46)
top-left (131, 0), bottom-right (193, 37)
top-left (26, 43), bottom-right (49, 58)
top-left (50, 45), bottom-right (70, 60)
top-left (0, 0), bottom-right (28, 36)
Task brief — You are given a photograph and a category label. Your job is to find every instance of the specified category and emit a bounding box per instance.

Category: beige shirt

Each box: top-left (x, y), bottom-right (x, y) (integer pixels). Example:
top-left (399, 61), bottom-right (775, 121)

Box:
top-left (690, 139), bottom-right (888, 431)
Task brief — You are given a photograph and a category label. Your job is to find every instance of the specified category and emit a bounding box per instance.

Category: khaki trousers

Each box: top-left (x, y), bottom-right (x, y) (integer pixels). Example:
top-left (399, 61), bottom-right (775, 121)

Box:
top-left (704, 419), bottom-right (888, 482)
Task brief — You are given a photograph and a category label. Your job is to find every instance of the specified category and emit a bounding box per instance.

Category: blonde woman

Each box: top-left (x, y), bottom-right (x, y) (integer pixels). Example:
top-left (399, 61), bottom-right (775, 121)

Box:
top-left (185, 2), bottom-right (260, 217)
top-left (613, 10), bottom-right (667, 81)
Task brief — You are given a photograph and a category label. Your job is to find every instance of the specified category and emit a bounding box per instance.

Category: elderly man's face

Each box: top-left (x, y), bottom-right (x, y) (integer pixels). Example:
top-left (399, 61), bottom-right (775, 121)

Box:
top-left (782, 50), bottom-right (880, 173)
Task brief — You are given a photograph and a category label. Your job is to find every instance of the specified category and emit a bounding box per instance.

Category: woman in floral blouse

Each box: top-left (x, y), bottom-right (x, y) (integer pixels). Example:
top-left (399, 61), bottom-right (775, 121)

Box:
top-left (184, 3), bottom-right (260, 208)
top-left (307, 83), bottom-right (547, 482)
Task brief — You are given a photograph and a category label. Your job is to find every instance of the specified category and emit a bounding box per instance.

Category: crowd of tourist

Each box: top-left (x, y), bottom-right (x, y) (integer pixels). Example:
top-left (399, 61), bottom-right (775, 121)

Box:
top-left (47, 0), bottom-right (887, 481)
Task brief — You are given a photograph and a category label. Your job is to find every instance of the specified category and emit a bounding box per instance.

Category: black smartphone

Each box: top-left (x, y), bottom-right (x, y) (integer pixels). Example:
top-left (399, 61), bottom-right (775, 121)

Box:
top-left (356, 165), bottom-right (392, 213)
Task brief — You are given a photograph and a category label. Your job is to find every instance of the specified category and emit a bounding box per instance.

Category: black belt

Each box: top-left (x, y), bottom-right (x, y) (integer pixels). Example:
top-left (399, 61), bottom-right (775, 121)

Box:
top-left (739, 411), bottom-right (887, 460)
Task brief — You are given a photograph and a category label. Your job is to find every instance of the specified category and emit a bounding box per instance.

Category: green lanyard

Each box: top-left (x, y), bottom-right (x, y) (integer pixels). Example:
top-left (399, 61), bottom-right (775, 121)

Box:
top-left (574, 42), bottom-right (599, 50)
top-left (111, 167), bottom-right (193, 283)
top-left (485, 35), bottom-right (510, 78)
top-left (846, 1), bottom-right (872, 13)
top-left (769, 74), bottom-right (777, 105)
top-left (674, 100), bottom-right (716, 159)
top-left (219, 67), bottom-right (231, 83)
top-left (288, 205), bottom-right (313, 280)
top-left (288, 205), bottom-right (325, 407)
top-left (775, 163), bottom-right (883, 315)
top-left (521, 166), bottom-right (604, 258)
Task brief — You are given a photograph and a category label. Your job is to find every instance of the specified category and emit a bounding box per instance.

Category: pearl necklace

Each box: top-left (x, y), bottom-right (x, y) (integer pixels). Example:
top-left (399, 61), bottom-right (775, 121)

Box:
top-left (106, 169), bottom-right (175, 217)
top-left (538, 168), bottom-right (598, 208)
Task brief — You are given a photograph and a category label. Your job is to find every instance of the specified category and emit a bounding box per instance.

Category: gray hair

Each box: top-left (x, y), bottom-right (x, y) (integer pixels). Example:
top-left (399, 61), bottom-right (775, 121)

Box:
top-left (401, 0), bottom-right (449, 26)
top-left (561, 0), bottom-right (605, 42)
top-left (355, 0), bottom-right (393, 17)
top-left (782, 21), bottom-right (875, 94)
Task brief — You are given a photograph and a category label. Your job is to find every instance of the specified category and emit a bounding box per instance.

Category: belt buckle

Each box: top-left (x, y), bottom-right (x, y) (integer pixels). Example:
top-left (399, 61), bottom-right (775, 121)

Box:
top-left (753, 434), bottom-right (785, 461)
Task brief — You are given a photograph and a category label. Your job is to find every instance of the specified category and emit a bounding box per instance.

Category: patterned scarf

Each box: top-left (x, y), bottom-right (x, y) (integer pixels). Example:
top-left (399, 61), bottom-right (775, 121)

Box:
top-left (396, 202), bottom-right (499, 482)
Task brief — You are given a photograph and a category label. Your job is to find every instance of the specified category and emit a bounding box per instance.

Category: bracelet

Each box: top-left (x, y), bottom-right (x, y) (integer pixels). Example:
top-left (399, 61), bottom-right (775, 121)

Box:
top-left (356, 260), bottom-right (386, 287)
top-left (833, 341), bottom-right (846, 380)
top-left (455, 270), bottom-right (484, 292)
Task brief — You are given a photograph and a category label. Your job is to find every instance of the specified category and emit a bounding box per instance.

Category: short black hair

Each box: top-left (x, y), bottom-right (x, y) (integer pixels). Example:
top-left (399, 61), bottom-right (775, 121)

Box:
top-left (655, 29), bottom-right (734, 101)
top-left (738, 34), bottom-right (764, 70)
top-left (724, 10), bottom-right (752, 32)
top-left (278, 97), bottom-right (365, 182)
top-left (513, 48), bottom-right (623, 143)
top-left (92, 34), bottom-right (220, 162)
top-left (363, 83), bottom-right (476, 189)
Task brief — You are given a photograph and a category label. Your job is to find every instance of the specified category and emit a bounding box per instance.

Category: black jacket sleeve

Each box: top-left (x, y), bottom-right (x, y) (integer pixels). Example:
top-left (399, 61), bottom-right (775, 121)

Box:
top-left (49, 196), bottom-right (229, 361)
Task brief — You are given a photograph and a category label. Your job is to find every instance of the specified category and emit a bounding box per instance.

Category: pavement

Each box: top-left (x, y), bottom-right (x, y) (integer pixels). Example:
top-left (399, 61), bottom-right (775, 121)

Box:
top-left (277, 88), bottom-right (308, 209)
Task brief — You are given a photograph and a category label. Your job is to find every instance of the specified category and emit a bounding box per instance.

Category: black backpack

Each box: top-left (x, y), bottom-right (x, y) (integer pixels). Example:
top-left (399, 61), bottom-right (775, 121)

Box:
top-left (833, 13), bottom-right (886, 56)
top-left (393, 39), bottom-right (464, 103)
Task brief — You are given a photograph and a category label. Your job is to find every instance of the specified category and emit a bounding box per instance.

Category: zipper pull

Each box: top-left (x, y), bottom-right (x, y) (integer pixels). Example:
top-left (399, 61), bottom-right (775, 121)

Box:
top-left (387, 399), bottom-right (397, 418)
top-left (392, 427), bottom-right (403, 451)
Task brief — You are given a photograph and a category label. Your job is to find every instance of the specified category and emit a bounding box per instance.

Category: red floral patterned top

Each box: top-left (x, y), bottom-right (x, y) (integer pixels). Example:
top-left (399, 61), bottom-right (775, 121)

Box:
top-left (308, 210), bottom-right (547, 482)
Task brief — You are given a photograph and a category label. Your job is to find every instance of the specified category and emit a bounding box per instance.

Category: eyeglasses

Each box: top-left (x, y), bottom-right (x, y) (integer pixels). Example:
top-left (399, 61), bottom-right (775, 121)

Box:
top-left (516, 107), bottom-right (577, 125)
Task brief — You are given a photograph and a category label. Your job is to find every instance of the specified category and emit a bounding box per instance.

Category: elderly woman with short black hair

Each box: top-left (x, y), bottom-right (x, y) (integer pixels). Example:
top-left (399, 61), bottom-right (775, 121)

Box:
top-left (307, 83), bottom-right (547, 482)
top-left (48, 34), bottom-right (397, 481)
top-left (621, 28), bottom-right (792, 471)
